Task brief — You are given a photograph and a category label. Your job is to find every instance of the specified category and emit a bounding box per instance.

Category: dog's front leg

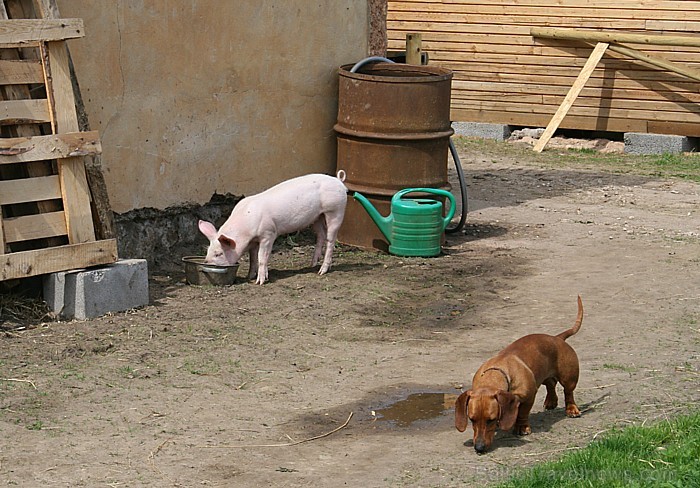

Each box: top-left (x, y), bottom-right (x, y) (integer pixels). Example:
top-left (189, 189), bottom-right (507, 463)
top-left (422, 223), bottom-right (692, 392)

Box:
top-left (513, 399), bottom-right (534, 435)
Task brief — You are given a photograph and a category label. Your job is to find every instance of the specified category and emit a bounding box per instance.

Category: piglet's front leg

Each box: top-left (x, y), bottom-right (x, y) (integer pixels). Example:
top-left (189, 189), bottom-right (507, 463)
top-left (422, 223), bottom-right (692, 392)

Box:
top-left (247, 243), bottom-right (259, 281)
top-left (255, 238), bottom-right (275, 285)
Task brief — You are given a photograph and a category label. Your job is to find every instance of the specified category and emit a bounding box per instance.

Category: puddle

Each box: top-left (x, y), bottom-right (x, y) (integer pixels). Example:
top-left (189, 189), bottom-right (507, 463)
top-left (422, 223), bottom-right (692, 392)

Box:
top-left (373, 392), bottom-right (458, 427)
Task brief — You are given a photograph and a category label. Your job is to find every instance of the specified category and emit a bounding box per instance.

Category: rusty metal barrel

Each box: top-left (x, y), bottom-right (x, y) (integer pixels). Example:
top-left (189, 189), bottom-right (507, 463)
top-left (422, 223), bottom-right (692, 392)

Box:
top-left (335, 62), bottom-right (453, 251)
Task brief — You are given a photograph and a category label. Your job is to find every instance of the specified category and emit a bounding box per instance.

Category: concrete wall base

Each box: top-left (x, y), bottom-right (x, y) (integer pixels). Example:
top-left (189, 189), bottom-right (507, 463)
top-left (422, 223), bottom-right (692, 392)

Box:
top-left (624, 132), bottom-right (696, 155)
top-left (44, 259), bottom-right (149, 320)
top-left (452, 122), bottom-right (512, 141)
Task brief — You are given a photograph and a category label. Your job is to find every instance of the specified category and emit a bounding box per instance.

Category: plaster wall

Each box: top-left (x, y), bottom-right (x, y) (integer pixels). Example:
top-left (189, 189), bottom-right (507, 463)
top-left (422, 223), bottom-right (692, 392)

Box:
top-left (57, 1), bottom-right (370, 214)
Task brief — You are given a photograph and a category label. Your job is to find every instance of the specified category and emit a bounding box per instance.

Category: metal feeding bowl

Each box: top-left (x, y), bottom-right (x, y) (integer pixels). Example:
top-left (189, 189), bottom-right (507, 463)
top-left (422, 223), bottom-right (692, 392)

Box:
top-left (182, 256), bottom-right (239, 286)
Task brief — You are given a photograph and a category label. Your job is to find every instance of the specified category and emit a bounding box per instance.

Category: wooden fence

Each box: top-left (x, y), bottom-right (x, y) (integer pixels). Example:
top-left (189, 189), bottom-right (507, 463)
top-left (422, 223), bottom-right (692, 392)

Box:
top-left (387, 0), bottom-right (700, 136)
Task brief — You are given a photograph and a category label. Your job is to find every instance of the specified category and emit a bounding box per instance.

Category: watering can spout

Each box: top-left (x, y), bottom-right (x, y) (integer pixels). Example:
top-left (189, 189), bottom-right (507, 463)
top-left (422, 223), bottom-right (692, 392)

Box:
top-left (353, 192), bottom-right (393, 242)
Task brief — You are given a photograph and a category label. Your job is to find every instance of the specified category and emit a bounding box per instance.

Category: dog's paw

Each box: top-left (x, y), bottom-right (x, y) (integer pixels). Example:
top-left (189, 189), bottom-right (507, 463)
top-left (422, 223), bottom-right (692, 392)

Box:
top-left (514, 425), bottom-right (531, 436)
top-left (566, 404), bottom-right (581, 417)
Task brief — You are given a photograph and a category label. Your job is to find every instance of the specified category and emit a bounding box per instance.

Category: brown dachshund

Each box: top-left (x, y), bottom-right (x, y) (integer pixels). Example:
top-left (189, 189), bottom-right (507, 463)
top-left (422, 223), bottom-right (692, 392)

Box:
top-left (455, 296), bottom-right (584, 454)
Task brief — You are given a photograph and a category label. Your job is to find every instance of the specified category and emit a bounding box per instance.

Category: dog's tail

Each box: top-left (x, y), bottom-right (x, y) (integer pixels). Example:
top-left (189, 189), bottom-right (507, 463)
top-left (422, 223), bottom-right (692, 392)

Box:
top-left (557, 295), bottom-right (583, 341)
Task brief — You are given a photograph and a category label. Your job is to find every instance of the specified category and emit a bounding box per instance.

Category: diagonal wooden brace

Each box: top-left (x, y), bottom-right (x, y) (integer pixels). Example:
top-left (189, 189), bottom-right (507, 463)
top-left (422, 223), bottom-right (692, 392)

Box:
top-left (533, 42), bottom-right (609, 153)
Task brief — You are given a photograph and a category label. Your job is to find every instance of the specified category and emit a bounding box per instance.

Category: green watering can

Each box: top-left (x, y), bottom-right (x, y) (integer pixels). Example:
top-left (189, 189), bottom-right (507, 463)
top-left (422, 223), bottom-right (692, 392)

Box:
top-left (353, 188), bottom-right (456, 257)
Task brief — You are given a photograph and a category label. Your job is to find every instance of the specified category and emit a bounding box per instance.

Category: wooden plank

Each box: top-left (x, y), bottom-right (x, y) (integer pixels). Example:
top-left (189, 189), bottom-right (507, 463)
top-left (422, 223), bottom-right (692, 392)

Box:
top-left (0, 174), bottom-right (60, 204)
top-left (450, 107), bottom-right (649, 133)
top-left (46, 41), bottom-right (77, 131)
top-left (390, 2), bottom-right (700, 21)
top-left (389, 34), bottom-right (700, 57)
top-left (607, 44), bottom-right (700, 83)
top-left (532, 27), bottom-right (700, 48)
top-left (46, 39), bottom-right (95, 244)
top-left (424, 50), bottom-right (700, 69)
top-left (415, 0), bottom-right (700, 9)
top-left (388, 16), bottom-right (648, 29)
top-left (394, 0), bottom-right (700, 10)
top-left (0, 98), bottom-right (50, 124)
top-left (33, 0), bottom-right (61, 19)
top-left (534, 42), bottom-right (609, 152)
top-left (406, 32), bottom-right (422, 65)
top-left (452, 80), bottom-right (700, 103)
top-left (476, 90), bottom-right (700, 110)
top-left (57, 156), bottom-right (95, 244)
top-left (648, 120), bottom-right (700, 136)
top-left (0, 218), bottom-right (5, 251)
top-left (0, 18), bottom-right (83, 44)
top-left (442, 61), bottom-right (700, 85)
top-left (453, 98), bottom-right (700, 123)
top-left (3, 210), bottom-right (66, 242)
top-left (0, 238), bottom-right (117, 281)
top-left (647, 20), bottom-right (700, 32)
top-left (437, 64), bottom-right (700, 88)
top-left (0, 58), bottom-right (43, 84)
top-left (0, 130), bottom-right (101, 164)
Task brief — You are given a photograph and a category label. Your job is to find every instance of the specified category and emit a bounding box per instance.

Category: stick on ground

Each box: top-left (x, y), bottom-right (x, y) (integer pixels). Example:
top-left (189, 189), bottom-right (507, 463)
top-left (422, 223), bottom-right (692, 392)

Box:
top-left (199, 412), bottom-right (354, 449)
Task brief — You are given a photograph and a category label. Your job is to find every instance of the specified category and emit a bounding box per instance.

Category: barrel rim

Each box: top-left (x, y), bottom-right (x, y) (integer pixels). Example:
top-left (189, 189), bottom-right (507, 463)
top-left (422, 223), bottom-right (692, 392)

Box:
top-left (339, 62), bottom-right (453, 83)
top-left (334, 124), bottom-right (454, 140)
top-left (344, 182), bottom-right (452, 196)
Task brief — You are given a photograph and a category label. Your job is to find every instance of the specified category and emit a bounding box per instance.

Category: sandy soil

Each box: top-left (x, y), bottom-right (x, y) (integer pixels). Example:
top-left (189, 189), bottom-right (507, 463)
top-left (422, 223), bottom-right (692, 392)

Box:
top-left (1, 137), bottom-right (699, 487)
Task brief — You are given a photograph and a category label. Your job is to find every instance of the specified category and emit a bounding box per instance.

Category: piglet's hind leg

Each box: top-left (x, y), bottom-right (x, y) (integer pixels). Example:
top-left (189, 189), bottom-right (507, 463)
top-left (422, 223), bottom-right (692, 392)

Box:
top-left (311, 217), bottom-right (327, 268)
top-left (319, 212), bottom-right (343, 275)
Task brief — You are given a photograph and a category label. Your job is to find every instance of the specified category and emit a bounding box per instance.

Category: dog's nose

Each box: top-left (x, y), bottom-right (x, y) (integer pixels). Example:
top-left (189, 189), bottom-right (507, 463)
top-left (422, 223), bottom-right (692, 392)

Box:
top-left (474, 441), bottom-right (488, 454)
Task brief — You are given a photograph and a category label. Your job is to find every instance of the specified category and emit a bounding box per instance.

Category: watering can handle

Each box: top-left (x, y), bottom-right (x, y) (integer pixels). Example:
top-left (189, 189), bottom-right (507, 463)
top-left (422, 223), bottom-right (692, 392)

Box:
top-left (394, 188), bottom-right (456, 231)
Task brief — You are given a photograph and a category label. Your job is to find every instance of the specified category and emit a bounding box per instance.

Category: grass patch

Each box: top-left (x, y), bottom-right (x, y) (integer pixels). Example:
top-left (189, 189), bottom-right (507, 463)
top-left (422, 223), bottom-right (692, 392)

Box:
top-left (496, 410), bottom-right (700, 487)
top-left (26, 420), bottom-right (44, 431)
top-left (602, 363), bottom-right (638, 373)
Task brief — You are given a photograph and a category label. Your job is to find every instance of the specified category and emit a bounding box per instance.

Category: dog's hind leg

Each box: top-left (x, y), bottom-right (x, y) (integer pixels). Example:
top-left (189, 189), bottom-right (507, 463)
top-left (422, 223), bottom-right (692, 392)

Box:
top-left (543, 378), bottom-right (559, 410)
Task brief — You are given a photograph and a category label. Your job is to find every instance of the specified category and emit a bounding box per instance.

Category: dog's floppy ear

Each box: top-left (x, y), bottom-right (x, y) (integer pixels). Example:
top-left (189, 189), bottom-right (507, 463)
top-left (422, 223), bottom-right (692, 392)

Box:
top-left (454, 390), bottom-right (471, 432)
top-left (495, 391), bottom-right (520, 431)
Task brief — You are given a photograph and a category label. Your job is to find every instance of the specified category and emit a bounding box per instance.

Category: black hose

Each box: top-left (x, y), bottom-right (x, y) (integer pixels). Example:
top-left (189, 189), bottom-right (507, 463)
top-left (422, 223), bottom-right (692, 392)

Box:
top-left (350, 56), bottom-right (395, 73)
top-left (446, 136), bottom-right (468, 233)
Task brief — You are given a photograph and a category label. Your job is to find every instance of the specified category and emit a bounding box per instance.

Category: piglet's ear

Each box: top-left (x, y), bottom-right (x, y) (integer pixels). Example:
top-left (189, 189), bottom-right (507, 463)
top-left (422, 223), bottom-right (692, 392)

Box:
top-left (218, 234), bottom-right (235, 249)
top-left (198, 220), bottom-right (218, 240)
top-left (454, 390), bottom-right (471, 432)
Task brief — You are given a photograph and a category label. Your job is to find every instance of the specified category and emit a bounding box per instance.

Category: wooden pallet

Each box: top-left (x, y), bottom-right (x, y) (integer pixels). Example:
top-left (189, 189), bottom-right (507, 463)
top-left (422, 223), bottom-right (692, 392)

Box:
top-left (0, 4), bottom-right (117, 281)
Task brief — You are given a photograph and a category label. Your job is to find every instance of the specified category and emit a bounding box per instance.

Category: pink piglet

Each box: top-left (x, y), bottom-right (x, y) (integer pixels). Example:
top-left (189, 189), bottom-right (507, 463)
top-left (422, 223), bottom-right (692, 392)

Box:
top-left (198, 171), bottom-right (348, 284)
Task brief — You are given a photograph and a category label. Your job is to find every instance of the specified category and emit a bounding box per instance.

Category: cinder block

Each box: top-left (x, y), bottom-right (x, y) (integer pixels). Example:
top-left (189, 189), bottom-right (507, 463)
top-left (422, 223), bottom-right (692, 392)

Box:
top-left (43, 259), bottom-right (149, 320)
top-left (43, 267), bottom-right (82, 319)
top-left (452, 122), bottom-right (512, 141)
top-left (624, 132), bottom-right (696, 155)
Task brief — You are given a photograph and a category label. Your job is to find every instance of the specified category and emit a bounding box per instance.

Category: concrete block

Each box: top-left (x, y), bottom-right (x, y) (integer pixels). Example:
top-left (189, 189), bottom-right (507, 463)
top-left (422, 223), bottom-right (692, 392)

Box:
top-left (452, 122), bottom-right (512, 141)
top-left (43, 267), bottom-right (82, 319)
top-left (624, 132), bottom-right (695, 155)
top-left (44, 259), bottom-right (149, 320)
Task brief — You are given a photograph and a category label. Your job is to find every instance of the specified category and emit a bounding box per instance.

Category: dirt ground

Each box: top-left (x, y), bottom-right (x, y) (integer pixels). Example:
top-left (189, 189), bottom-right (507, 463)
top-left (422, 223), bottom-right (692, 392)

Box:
top-left (1, 136), bottom-right (699, 487)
